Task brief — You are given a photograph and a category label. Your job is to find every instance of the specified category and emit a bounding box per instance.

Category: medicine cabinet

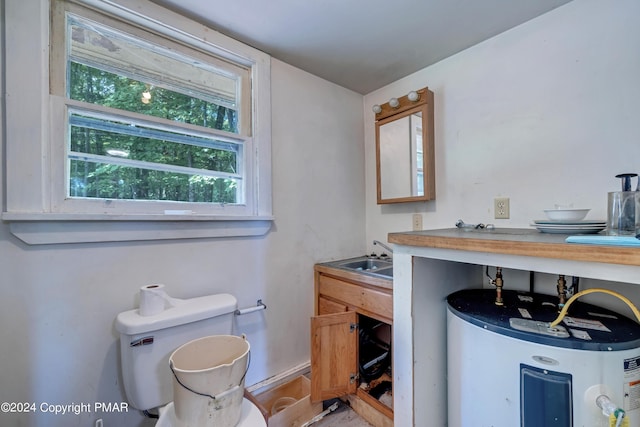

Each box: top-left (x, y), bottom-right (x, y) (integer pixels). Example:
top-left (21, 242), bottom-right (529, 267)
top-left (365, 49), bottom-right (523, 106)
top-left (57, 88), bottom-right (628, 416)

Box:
top-left (374, 87), bottom-right (435, 204)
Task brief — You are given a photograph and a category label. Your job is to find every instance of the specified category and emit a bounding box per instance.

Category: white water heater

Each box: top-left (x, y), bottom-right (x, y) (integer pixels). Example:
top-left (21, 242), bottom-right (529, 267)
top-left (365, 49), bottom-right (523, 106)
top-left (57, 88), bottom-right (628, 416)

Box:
top-left (447, 289), bottom-right (640, 427)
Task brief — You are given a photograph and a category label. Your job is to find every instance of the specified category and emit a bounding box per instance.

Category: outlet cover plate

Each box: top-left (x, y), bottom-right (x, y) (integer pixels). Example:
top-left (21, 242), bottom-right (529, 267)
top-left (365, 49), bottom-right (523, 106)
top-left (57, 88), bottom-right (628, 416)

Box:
top-left (412, 214), bottom-right (423, 231)
top-left (494, 197), bottom-right (510, 219)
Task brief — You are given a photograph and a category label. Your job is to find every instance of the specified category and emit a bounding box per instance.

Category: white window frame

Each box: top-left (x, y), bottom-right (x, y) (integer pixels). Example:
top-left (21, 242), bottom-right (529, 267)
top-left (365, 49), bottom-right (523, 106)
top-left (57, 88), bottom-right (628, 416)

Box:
top-left (2, 0), bottom-right (273, 244)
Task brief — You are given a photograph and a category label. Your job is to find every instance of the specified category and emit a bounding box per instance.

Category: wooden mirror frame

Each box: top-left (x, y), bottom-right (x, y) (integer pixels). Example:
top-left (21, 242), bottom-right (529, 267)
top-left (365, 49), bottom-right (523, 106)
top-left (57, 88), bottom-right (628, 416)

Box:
top-left (375, 87), bottom-right (435, 204)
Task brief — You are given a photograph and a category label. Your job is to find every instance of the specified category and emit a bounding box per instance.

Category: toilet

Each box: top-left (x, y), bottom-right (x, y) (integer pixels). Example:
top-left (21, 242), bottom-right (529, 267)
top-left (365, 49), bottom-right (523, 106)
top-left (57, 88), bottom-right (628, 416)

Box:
top-left (115, 292), bottom-right (266, 427)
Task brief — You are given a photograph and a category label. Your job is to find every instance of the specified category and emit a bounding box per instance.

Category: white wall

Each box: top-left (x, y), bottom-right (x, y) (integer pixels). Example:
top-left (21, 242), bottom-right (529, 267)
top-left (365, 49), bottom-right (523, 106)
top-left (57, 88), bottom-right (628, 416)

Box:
top-left (365, 0), bottom-right (640, 241)
top-left (0, 35), bottom-right (365, 427)
top-left (364, 0), bottom-right (640, 312)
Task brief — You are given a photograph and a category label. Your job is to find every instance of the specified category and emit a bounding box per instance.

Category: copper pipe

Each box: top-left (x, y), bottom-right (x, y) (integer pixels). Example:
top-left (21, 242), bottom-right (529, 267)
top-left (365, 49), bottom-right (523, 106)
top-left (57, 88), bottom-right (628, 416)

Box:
top-left (557, 275), bottom-right (567, 310)
top-left (494, 267), bottom-right (504, 306)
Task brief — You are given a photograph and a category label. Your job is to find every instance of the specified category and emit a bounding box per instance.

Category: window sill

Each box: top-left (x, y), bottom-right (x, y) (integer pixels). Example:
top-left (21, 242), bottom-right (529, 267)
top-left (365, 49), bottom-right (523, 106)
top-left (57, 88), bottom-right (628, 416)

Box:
top-left (2, 212), bottom-right (273, 245)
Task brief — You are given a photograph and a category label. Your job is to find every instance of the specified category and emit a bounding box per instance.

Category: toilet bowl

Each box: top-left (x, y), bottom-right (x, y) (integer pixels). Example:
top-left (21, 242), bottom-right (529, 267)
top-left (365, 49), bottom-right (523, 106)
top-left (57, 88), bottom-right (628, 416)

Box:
top-left (157, 399), bottom-right (265, 427)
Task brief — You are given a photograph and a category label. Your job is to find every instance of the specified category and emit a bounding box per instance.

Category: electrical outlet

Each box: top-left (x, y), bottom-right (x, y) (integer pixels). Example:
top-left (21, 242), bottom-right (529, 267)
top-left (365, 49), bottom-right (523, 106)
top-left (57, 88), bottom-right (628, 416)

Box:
top-left (412, 214), bottom-right (423, 231)
top-left (494, 197), bottom-right (510, 219)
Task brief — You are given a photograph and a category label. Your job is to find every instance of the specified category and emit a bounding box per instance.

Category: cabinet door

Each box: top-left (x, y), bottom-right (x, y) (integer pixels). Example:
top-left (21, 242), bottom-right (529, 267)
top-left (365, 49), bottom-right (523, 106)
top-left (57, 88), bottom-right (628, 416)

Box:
top-left (310, 311), bottom-right (358, 403)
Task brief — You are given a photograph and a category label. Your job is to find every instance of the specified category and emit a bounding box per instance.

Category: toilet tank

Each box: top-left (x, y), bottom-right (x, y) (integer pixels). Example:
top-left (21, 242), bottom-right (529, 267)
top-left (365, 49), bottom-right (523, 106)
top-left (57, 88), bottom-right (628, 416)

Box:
top-left (115, 293), bottom-right (237, 411)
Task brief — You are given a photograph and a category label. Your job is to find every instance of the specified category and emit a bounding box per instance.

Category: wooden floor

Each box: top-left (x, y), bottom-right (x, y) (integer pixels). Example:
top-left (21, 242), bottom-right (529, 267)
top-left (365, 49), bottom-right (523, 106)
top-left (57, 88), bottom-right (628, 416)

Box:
top-left (311, 400), bottom-right (373, 427)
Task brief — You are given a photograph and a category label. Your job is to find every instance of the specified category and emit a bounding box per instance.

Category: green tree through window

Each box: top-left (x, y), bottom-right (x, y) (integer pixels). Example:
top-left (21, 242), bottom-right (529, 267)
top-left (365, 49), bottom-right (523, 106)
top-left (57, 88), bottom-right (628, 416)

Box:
top-left (65, 16), bottom-right (244, 205)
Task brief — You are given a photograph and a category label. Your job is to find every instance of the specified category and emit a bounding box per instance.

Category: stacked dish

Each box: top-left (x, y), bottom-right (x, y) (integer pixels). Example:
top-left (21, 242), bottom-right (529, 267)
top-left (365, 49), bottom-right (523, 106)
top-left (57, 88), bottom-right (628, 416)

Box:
top-left (532, 219), bottom-right (606, 234)
top-left (533, 207), bottom-right (605, 234)
top-left (543, 208), bottom-right (590, 222)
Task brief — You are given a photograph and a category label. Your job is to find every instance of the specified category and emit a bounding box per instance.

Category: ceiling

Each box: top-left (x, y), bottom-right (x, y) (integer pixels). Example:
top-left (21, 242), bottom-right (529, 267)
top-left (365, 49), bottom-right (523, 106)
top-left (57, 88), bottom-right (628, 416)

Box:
top-left (150, 0), bottom-right (572, 94)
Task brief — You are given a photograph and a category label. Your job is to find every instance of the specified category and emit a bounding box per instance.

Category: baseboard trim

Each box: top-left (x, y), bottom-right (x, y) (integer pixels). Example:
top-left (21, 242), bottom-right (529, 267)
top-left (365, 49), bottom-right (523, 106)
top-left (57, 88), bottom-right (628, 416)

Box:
top-left (246, 361), bottom-right (311, 393)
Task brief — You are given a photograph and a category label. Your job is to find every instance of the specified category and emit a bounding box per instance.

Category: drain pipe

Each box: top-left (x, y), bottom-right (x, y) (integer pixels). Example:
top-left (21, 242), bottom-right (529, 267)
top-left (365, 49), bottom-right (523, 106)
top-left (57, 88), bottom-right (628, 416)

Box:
top-left (596, 395), bottom-right (627, 427)
top-left (571, 276), bottom-right (580, 294)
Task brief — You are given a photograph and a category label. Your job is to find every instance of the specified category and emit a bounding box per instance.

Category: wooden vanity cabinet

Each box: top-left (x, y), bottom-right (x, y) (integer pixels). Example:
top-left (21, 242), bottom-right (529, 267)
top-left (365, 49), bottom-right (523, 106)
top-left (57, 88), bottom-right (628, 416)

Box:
top-left (311, 264), bottom-right (393, 427)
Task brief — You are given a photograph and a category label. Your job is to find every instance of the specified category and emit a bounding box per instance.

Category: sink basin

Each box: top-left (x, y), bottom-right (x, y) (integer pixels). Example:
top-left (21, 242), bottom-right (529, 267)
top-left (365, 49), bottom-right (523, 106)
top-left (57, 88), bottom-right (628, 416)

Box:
top-left (330, 257), bottom-right (393, 279)
top-left (338, 259), bottom-right (392, 271)
top-left (374, 267), bottom-right (393, 278)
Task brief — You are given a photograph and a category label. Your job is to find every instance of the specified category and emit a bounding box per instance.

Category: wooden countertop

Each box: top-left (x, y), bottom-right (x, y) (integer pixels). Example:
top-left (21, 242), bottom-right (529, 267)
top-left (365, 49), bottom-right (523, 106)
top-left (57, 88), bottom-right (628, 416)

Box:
top-left (388, 228), bottom-right (640, 267)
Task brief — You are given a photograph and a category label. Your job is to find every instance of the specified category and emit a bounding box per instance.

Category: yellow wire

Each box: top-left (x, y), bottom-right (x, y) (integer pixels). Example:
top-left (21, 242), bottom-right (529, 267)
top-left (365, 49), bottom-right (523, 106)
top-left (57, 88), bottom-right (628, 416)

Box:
top-left (549, 288), bottom-right (640, 329)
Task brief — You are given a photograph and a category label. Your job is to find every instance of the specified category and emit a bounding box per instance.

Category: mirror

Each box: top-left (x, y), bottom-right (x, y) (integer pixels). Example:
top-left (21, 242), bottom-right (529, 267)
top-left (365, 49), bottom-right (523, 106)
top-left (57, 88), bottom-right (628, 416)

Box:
top-left (375, 87), bottom-right (435, 204)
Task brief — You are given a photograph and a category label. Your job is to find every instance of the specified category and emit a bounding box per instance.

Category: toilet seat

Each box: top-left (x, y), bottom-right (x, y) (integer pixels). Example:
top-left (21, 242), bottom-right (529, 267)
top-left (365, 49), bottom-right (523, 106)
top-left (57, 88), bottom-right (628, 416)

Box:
top-left (156, 398), bottom-right (266, 427)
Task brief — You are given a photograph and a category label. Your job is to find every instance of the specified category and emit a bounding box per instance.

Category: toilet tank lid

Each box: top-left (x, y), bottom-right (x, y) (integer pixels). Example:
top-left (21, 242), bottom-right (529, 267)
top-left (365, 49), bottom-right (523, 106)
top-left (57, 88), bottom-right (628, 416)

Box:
top-left (115, 293), bottom-right (237, 335)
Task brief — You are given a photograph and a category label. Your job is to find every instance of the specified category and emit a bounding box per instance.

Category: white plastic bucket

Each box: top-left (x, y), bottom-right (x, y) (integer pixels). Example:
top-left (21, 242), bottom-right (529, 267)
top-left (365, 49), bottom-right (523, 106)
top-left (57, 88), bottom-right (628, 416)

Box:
top-left (169, 335), bottom-right (250, 427)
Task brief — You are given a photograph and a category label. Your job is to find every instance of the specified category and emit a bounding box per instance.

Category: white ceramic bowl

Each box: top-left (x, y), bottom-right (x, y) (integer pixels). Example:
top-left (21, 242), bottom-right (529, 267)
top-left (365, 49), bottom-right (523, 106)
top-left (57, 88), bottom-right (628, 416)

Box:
top-left (544, 208), bottom-right (590, 221)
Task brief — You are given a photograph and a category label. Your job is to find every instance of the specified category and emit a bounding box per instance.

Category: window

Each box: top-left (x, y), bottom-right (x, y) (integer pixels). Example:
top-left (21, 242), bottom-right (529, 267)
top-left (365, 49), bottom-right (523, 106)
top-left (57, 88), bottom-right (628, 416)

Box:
top-left (3, 0), bottom-right (272, 243)
top-left (64, 14), bottom-right (246, 206)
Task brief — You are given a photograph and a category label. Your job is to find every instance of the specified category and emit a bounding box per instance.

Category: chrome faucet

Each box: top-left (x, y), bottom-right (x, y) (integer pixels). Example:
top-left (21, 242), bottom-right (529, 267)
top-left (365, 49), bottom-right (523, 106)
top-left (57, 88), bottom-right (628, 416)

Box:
top-left (373, 240), bottom-right (393, 257)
